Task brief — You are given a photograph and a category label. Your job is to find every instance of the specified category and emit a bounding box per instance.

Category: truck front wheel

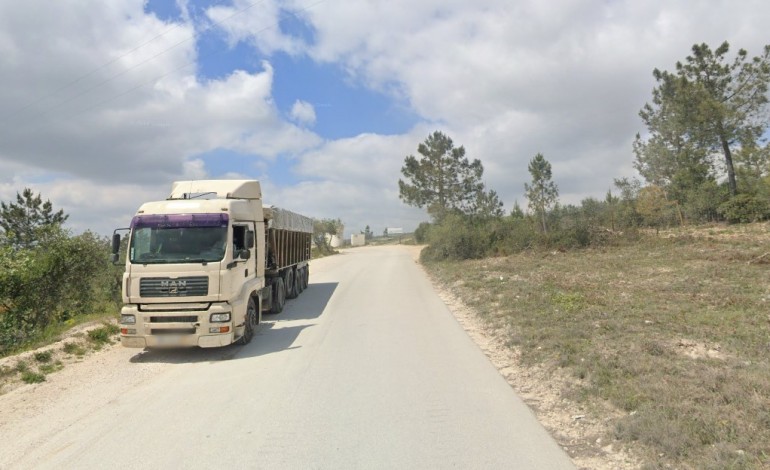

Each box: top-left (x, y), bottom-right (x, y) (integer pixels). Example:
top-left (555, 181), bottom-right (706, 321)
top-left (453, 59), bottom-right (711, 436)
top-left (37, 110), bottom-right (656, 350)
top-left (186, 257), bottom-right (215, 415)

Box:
top-left (236, 297), bottom-right (258, 345)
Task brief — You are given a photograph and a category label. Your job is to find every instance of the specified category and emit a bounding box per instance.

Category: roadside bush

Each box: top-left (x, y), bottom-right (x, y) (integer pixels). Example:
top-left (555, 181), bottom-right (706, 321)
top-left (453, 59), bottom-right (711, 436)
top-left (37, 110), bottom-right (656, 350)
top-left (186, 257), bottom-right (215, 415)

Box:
top-left (717, 194), bottom-right (770, 223)
top-left (420, 213), bottom-right (601, 261)
top-left (0, 230), bottom-right (120, 356)
top-left (544, 225), bottom-right (593, 249)
top-left (421, 213), bottom-right (493, 261)
top-left (493, 217), bottom-right (538, 254)
top-left (87, 323), bottom-right (119, 345)
top-left (414, 222), bottom-right (432, 244)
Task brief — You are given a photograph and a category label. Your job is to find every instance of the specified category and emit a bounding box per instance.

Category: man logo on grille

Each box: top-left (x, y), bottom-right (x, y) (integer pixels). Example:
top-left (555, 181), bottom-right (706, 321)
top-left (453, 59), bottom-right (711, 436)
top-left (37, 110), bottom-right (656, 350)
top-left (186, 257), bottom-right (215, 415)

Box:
top-left (161, 280), bottom-right (187, 295)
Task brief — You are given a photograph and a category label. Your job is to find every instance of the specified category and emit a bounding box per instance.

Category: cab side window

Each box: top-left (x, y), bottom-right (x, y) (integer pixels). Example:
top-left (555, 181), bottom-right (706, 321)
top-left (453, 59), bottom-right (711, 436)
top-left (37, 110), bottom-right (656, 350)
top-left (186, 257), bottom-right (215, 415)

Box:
top-left (233, 225), bottom-right (246, 251)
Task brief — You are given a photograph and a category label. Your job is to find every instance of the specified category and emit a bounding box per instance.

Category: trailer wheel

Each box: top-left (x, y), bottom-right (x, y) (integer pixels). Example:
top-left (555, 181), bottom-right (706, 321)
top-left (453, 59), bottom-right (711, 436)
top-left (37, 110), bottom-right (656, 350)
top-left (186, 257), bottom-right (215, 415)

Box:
top-left (271, 277), bottom-right (285, 314)
top-left (286, 268), bottom-right (299, 299)
top-left (296, 267), bottom-right (305, 294)
top-left (236, 297), bottom-right (258, 345)
top-left (303, 267), bottom-right (309, 289)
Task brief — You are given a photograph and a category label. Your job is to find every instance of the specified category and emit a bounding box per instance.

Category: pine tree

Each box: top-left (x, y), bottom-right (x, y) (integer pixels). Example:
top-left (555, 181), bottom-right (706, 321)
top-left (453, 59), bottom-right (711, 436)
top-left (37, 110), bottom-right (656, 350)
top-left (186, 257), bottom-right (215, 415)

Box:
top-left (524, 154), bottom-right (559, 233)
top-left (0, 188), bottom-right (68, 249)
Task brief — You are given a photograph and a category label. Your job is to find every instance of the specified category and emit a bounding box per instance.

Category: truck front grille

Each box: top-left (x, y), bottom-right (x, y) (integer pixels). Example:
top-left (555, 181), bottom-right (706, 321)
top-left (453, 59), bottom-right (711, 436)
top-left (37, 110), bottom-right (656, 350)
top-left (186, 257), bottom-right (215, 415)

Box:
top-left (140, 277), bottom-right (208, 297)
top-left (149, 316), bottom-right (198, 323)
top-left (151, 328), bottom-right (197, 335)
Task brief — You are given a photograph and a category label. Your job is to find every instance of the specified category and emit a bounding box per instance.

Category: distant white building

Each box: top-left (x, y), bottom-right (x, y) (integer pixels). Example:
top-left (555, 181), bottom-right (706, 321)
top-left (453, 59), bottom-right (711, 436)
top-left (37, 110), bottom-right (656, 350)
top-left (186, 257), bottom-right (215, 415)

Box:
top-left (325, 233), bottom-right (342, 248)
top-left (351, 233), bottom-right (366, 247)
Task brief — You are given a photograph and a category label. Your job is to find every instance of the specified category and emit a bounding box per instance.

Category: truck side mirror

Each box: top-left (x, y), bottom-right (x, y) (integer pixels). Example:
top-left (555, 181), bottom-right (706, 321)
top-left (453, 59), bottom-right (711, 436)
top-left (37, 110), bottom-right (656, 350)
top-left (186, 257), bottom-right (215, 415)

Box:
top-left (112, 233), bottom-right (121, 255)
top-left (110, 228), bottom-right (130, 264)
top-left (110, 233), bottom-right (122, 264)
top-left (239, 249), bottom-right (251, 260)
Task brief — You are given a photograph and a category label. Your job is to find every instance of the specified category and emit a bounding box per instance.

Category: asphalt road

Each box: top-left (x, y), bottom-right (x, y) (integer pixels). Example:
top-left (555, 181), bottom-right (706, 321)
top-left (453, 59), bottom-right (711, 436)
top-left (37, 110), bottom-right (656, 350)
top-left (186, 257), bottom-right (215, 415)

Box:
top-left (0, 245), bottom-right (575, 469)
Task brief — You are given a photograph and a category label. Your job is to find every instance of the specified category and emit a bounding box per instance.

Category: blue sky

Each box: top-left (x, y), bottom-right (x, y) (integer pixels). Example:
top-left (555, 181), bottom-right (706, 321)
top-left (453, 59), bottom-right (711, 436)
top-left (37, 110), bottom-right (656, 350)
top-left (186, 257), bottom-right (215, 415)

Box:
top-left (146, 0), bottom-right (419, 185)
top-left (0, 0), bottom-right (768, 236)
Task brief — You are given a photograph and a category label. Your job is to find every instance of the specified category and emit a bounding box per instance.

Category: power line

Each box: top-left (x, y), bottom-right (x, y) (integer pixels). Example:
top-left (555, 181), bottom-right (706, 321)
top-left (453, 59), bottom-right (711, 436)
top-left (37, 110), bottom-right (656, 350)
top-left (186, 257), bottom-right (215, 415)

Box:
top-left (3, 21), bottom-right (187, 120)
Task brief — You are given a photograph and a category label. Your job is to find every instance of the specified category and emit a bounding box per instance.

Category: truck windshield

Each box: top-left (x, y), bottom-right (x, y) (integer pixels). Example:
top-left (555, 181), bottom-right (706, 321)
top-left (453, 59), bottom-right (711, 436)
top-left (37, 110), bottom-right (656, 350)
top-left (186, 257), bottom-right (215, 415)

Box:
top-left (129, 214), bottom-right (228, 264)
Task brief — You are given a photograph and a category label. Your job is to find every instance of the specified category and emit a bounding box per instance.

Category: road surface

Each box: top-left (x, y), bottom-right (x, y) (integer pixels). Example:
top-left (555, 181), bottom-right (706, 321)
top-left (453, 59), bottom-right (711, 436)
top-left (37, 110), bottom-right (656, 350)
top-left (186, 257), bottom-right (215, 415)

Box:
top-left (0, 245), bottom-right (574, 469)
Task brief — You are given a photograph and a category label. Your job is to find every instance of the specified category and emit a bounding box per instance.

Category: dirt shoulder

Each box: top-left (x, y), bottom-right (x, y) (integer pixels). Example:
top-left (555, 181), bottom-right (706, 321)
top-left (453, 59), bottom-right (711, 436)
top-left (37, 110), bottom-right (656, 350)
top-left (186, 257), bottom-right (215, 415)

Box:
top-left (407, 244), bottom-right (640, 470)
top-left (430, 278), bottom-right (640, 470)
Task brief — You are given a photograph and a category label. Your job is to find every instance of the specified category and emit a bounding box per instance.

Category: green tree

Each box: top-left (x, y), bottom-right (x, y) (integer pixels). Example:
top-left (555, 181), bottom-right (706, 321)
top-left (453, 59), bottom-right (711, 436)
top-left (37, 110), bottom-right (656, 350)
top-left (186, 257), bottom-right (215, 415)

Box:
top-left (637, 185), bottom-right (673, 233)
top-left (524, 153), bottom-right (559, 233)
top-left (604, 190), bottom-right (619, 231)
top-left (636, 41), bottom-right (770, 197)
top-left (0, 188), bottom-right (68, 249)
top-left (633, 70), bottom-right (713, 211)
top-left (613, 177), bottom-right (643, 228)
top-left (510, 200), bottom-right (525, 219)
top-left (313, 218), bottom-right (343, 255)
top-left (470, 188), bottom-right (504, 219)
top-left (734, 143), bottom-right (770, 196)
top-left (399, 131), bottom-right (499, 220)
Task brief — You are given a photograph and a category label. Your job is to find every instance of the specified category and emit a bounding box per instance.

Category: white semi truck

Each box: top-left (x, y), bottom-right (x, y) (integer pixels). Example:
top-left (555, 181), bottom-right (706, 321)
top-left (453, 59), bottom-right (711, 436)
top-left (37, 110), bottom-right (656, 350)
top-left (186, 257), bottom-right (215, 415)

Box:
top-left (110, 180), bottom-right (313, 348)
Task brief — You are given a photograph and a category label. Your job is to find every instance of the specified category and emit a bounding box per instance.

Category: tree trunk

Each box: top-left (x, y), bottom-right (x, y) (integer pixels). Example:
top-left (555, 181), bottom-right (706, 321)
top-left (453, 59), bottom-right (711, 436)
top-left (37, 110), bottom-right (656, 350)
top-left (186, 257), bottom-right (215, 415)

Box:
top-left (720, 134), bottom-right (737, 197)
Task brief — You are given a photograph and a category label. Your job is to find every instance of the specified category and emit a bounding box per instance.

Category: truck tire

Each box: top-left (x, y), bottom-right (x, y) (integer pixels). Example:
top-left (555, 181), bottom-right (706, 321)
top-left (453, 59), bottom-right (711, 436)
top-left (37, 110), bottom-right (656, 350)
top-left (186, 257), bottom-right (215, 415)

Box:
top-left (271, 277), bottom-right (285, 314)
top-left (303, 267), bottom-right (309, 289)
top-left (296, 267), bottom-right (305, 294)
top-left (286, 268), bottom-right (299, 299)
top-left (236, 297), bottom-right (258, 345)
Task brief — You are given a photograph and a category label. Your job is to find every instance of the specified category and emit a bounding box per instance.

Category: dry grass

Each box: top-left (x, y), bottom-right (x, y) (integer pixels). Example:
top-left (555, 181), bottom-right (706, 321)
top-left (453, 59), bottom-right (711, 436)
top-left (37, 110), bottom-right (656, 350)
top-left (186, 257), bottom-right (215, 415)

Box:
top-left (425, 223), bottom-right (770, 469)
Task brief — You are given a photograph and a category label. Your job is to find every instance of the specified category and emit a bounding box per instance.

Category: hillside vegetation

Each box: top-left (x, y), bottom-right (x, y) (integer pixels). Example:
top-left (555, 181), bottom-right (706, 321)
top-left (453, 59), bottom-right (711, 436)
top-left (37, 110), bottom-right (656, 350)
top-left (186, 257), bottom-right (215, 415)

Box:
top-left (425, 223), bottom-right (770, 469)
top-left (0, 190), bottom-right (122, 358)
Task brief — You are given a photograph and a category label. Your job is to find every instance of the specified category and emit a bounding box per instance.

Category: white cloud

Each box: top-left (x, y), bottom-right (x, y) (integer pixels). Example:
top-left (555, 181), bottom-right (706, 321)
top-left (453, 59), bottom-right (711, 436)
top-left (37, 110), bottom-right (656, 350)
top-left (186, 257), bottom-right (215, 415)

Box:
top-left (0, 0), bottom-right (323, 235)
top-left (2, 0), bottom-right (770, 238)
top-left (283, 0), bottom-right (770, 215)
top-left (290, 100), bottom-right (317, 126)
top-left (205, 0), bottom-right (307, 55)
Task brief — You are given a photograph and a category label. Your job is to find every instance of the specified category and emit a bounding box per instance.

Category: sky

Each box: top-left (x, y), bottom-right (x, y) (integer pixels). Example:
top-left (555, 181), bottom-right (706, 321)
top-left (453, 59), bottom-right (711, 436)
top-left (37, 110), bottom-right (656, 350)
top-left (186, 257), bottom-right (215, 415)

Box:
top-left (0, 0), bottom-right (769, 238)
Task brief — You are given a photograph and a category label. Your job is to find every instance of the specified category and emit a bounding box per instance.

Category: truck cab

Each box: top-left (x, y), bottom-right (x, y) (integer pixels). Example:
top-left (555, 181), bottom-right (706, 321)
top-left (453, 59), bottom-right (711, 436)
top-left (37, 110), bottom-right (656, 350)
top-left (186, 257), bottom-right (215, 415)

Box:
top-left (114, 180), bottom-right (281, 348)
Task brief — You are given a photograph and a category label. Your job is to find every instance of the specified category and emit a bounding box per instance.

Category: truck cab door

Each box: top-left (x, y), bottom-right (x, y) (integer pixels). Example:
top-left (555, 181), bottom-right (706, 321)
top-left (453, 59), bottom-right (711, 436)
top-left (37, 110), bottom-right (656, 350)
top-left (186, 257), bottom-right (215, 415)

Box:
top-left (230, 223), bottom-right (257, 297)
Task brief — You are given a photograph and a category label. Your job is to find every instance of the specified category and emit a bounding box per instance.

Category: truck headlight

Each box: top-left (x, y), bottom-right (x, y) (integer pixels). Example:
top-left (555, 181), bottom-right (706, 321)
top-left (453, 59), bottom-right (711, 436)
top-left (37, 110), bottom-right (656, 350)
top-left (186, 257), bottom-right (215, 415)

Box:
top-left (120, 314), bottom-right (136, 325)
top-left (210, 313), bottom-right (231, 323)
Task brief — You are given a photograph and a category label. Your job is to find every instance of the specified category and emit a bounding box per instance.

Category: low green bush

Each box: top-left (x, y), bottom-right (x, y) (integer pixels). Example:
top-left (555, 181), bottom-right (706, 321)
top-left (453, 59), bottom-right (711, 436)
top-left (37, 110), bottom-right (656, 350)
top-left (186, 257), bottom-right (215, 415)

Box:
top-left (20, 370), bottom-right (45, 384)
top-left (718, 194), bottom-right (770, 223)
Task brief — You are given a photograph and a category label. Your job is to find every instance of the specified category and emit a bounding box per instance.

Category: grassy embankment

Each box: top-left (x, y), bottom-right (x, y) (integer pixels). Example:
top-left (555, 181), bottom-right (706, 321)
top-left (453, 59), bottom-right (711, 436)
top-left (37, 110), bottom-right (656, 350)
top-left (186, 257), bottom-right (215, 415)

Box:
top-left (425, 223), bottom-right (770, 470)
top-left (0, 321), bottom-right (119, 391)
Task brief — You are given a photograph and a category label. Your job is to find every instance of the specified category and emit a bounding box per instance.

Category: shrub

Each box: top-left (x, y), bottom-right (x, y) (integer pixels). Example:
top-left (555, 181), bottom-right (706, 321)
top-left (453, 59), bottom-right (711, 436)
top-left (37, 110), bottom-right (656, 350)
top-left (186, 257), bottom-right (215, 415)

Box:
top-left (39, 361), bottom-right (63, 374)
top-left (0, 230), bottom-right (119, 356)
top-left (717, 194), bottom-right (770, 223)
top-left (87, 323), bottom-right (118, 345)
top-left (62, 342), bottom-right (86, 356)
top-left (34, 350), bottom-right (52, 363)
top-left (420, 213), bottom-right (492, 261)
top-left (488, 217), bottom-right (536, 255)
top-left (20, 370), bottom-right (45, 384)
top-left (414, 222), bottom-right (432, 244)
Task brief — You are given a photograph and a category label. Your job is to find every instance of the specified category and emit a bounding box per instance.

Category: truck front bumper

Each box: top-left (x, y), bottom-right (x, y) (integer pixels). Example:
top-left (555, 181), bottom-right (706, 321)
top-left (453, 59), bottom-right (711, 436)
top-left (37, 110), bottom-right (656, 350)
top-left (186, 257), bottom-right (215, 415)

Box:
top-left (119, 304), bottom-right (234, 348)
